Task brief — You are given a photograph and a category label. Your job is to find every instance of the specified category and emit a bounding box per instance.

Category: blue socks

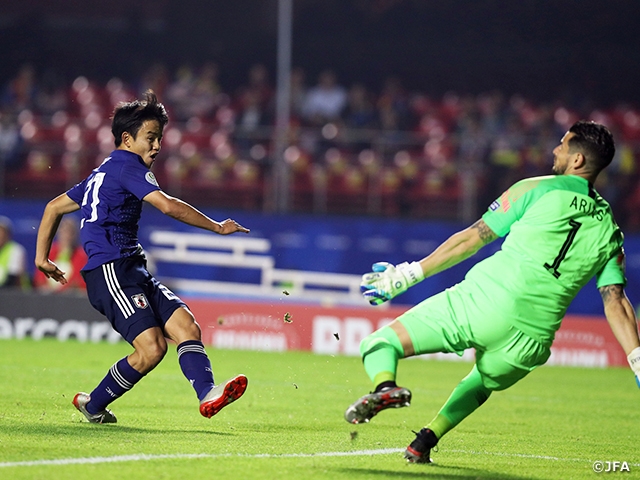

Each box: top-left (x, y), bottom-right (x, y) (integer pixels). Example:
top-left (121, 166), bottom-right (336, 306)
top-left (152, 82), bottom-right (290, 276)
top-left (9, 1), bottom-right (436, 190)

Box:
top-left (85, 341), bottom-right (215, 413)
top-left (177, 340), bottom-right (215, 401)
top-left (86, 357), bottom-right (143, 414)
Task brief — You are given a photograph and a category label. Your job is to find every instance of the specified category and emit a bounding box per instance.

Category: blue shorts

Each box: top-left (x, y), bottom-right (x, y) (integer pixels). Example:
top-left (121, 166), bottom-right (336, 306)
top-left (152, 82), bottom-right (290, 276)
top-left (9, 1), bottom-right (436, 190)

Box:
top-left (83, 255), bottom-right (186, 344)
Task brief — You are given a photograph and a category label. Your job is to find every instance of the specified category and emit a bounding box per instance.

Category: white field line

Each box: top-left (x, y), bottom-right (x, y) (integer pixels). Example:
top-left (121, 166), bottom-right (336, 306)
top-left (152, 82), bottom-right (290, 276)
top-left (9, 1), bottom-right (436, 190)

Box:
top-left (1, 449), bottom-right (401, 468)
top-left (1, 448), bottom-right (639, 469)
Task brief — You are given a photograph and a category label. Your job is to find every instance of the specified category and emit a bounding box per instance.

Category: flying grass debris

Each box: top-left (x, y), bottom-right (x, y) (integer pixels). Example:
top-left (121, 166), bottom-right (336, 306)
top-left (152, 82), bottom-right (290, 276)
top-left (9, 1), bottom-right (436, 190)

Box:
top-left (284, 312), bottom-right (293, 323)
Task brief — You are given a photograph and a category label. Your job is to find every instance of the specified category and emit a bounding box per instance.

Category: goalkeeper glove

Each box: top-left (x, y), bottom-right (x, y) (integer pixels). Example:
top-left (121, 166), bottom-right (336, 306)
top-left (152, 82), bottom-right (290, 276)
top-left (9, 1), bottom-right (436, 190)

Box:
top-left (628, 347), bottom-right (640, 389)
top-left (360, 261), bottom-right (424, 306)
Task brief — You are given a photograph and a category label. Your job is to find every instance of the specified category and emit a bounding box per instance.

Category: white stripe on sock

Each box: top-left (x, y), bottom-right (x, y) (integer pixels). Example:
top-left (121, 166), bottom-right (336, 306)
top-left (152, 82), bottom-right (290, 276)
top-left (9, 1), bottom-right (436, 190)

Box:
top-left (177, 345), bottom-right (206, 357)
top-left (110, 364), bottom-right (133, 390)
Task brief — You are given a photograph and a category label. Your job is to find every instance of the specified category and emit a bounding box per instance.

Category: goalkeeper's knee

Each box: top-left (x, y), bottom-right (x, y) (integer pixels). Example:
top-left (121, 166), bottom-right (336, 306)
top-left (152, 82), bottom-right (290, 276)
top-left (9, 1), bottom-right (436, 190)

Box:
top-left (360, 326), bottom-right (404, 360)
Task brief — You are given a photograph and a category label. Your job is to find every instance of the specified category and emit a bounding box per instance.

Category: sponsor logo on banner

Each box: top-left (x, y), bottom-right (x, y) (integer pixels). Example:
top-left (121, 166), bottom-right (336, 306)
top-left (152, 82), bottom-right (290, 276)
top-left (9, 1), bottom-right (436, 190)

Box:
top-left (209, 311), bottom-right (298, 352)
top-left (548, 316), bottom-right (626, 367)
top-left (0, 316), bottom-right (122, 342)
top-left (151, 299), bottom-right (630, 368)
top-left (311, 315), bottom-right (393, 355)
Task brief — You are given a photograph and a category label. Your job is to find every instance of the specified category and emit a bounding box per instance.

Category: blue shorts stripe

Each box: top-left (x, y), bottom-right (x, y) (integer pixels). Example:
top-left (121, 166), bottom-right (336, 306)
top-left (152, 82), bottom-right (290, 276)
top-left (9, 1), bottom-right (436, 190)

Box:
top-left (102, 263), bottom-right (134, 318)
top-left (85, 255), bottom-right (187, 344)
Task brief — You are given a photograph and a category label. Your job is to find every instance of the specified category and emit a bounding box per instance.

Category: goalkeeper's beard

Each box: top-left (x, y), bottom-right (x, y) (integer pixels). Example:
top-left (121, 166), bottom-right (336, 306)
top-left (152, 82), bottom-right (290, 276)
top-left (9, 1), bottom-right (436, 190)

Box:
top-left (551, 156), bottom-right (568, 175)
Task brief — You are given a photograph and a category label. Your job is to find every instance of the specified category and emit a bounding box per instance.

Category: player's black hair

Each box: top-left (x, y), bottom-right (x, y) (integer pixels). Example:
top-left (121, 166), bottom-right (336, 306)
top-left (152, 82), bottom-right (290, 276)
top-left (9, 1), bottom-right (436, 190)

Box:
top-left (111, 90), bottom-right (169, 147)
top-left (568, 120), bottom-right (615, 174)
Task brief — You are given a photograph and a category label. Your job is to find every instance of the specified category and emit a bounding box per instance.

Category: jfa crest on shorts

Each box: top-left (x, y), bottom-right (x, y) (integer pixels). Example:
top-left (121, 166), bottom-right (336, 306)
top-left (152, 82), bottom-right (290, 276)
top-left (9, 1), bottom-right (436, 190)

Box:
top-left (131, 293), bottom-right (149, 309)
top-left (83, 255), bottom-right (186, 344)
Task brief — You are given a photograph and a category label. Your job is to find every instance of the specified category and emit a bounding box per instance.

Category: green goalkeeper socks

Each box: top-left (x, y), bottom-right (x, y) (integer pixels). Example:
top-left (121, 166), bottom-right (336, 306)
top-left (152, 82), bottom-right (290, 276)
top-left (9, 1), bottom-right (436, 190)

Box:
top-left (360, 326), bottom-right (405, 388)
top-left (427, 365), bottom-right (492, 438)
top-left (360, 326), bottom-right (493, 441)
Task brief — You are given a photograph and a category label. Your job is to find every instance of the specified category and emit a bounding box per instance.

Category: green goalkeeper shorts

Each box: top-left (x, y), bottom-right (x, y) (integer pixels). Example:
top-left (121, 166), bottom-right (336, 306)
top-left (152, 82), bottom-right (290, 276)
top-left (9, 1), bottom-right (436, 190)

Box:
top-left (397, 285), bottom-right (551, 391)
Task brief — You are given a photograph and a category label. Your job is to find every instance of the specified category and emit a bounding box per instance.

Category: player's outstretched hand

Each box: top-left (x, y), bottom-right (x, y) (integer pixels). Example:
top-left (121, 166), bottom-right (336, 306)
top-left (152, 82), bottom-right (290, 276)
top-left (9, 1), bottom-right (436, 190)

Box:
top-left (360, 261), bottom-right (424, 306)
top-left (217, 218), bottom-right (250, 235)
top-left (37, 260), bottom-right (68, 285)
top-left (627, 347), bottom-right (640, 389)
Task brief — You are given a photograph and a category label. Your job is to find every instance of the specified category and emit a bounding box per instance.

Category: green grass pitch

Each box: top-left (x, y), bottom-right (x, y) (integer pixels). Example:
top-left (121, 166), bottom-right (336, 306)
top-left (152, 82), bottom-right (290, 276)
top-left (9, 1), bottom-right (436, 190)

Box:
top-left (0, 338), bottom-right (638, 479)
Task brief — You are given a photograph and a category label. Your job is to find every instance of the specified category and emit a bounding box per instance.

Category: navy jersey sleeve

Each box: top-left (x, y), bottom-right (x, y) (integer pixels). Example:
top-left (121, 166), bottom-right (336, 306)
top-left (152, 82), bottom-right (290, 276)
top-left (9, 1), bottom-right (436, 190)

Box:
top-left (119, 162), bottom-right (161, 199)
top-left (66, 178), bottom-right (88, 206)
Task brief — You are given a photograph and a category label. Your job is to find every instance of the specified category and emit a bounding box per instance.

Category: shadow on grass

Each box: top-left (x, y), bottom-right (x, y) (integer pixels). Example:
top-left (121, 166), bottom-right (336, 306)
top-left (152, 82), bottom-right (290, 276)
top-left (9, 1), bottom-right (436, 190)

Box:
top-left (336, 465), bottom-right (539, 480)
top-left (0, 423), bottom-right (235, 437)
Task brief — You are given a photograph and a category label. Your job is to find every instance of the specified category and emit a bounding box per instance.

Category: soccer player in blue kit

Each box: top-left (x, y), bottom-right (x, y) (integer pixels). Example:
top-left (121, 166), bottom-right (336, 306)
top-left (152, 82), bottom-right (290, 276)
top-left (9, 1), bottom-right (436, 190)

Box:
top-left (35, 91), bottom-right (249, 423)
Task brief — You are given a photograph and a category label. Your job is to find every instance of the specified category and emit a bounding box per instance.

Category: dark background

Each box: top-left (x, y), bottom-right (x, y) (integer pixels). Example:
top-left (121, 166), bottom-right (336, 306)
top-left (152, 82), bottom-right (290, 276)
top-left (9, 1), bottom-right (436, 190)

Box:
top-left (0, 0), bottom-right (639, 106)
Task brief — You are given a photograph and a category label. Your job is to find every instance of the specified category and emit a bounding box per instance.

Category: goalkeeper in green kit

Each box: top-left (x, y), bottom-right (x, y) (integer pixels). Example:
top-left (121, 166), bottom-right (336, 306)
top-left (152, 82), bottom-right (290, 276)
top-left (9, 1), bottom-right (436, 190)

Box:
top-left (345, 120), bottom-right (640, 463)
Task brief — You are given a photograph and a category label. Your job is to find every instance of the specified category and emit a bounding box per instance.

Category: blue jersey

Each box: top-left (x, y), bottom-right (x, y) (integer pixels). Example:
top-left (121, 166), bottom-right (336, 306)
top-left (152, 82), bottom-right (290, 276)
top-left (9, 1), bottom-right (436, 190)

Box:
top-left (66, 150), bottom-right (160, 271)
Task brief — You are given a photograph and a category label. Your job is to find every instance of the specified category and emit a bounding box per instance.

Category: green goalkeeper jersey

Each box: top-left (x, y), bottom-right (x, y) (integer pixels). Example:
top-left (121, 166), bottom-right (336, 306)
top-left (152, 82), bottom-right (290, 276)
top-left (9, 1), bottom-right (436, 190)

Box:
top-left (464, 174), bottom-right (625, 346)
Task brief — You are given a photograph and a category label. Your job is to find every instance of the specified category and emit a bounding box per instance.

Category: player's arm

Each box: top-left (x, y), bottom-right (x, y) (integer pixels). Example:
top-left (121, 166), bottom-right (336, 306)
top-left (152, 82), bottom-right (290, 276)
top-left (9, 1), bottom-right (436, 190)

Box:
top-left (600, 284), bottom-right (640, 354)
top-left (599, 284), bottom-right (640, 387)
top-left (143, 190), bottom-right (249, 235)
top-left (361, 219), bottom-right (498, 305)
top-left (35, 193), bottom-right (80, 284)
top-left (418, 219), bottom-right (498, 278)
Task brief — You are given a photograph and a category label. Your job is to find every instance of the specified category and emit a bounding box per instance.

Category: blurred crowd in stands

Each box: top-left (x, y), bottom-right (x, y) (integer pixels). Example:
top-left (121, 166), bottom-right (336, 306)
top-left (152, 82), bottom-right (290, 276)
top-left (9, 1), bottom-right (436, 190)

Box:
top-left (0, 213), bottom-right (86, 292)
top-left (2, 61), bottom-right (640, 235)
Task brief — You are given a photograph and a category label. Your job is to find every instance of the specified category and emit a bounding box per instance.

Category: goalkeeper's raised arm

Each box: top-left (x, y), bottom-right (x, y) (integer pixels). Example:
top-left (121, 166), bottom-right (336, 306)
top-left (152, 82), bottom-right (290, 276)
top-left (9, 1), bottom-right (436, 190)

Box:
top-left (415, 218), bottom-right (498, 279)
top-left (361, 219), bottom-right (498, 305)
top-left (599, 283), bottom-right (640, 387)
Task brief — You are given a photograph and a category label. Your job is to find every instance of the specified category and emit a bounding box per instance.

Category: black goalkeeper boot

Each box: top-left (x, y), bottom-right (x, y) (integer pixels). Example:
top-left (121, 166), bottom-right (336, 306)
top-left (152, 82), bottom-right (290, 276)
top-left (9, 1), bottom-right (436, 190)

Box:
top-left (404, 428), bottom-right (439, 463)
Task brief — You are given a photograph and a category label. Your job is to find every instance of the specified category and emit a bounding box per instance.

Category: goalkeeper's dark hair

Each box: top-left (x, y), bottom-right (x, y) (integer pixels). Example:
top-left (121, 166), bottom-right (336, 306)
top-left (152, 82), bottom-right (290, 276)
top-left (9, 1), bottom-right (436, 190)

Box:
top-left (568, 120), bottom-right (615, 174)
top-left (111, 90), bottom-right (169, 147)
